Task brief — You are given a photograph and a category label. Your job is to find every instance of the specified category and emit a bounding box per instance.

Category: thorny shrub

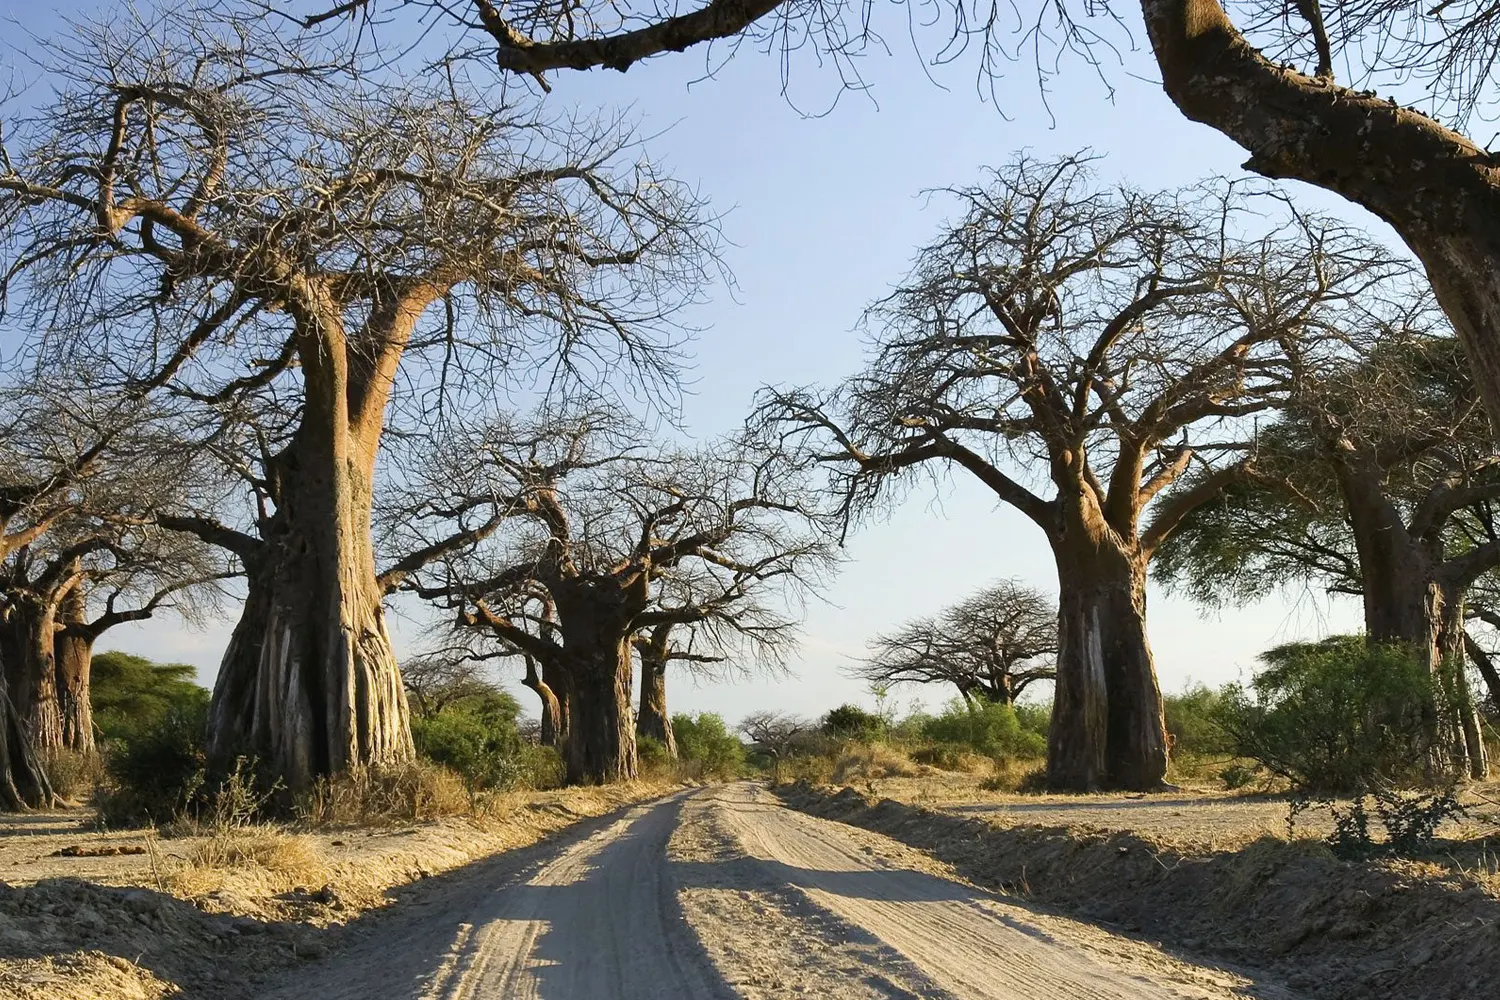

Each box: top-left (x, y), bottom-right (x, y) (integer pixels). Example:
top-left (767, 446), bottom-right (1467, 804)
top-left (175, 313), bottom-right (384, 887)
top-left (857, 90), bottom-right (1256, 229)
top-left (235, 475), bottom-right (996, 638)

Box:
top-left (1290, 785), bottom-right (1471, 858)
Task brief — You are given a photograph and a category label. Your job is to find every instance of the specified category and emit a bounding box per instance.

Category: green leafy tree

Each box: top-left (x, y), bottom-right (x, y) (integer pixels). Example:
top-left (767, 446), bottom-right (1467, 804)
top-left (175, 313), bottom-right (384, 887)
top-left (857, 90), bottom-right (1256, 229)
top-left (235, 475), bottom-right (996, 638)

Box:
top-left (671, 713), bottom-right (745, 779)
top-left (1217, 637), bottom-right (1439, 795)
top-left (90, 651), bottom-right (209, 744)
top-left (920, 699), bottom-right (1046, 760)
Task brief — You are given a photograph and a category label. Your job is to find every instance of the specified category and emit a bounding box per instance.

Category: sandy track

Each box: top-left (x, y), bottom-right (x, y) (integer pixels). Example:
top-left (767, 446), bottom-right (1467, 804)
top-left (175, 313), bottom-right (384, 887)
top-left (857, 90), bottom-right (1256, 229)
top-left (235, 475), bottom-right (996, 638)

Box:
top-left (251, 784), bottom-right (1288, 1000)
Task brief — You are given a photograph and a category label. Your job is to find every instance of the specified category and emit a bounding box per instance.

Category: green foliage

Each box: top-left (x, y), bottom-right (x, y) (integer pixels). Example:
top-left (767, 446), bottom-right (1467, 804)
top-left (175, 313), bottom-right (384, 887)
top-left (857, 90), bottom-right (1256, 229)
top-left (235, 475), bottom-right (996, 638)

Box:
top-left (1013, 700), bottom-right (1051, 741)
top-left (919, 698), bottom-right (1047, 760)
top-left (1301, 787), bottom-right (1468, 858)
top-left (1162, 683), bottom-right (1231, 756)
top-left (410, 686), bottom-right (526, 793)
top-left (672, 713), bottom-right (746, 780)
top-left (91, 650), bottom-right (210, 744)
top-left (96, 700), bottom-right (210, 827)
top-left (821, 703), bottom-right (885, 743)
top-left (1218, 636), bottom-right (1437, 794)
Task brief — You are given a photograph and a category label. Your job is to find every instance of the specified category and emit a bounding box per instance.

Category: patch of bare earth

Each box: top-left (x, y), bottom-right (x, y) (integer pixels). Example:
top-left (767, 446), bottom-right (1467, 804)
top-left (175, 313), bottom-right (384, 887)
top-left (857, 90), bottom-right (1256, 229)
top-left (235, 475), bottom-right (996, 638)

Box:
top-left (779, 782), bottom-right (1500, 1000)
top-left (0, 783), bottom-right (672, 1000)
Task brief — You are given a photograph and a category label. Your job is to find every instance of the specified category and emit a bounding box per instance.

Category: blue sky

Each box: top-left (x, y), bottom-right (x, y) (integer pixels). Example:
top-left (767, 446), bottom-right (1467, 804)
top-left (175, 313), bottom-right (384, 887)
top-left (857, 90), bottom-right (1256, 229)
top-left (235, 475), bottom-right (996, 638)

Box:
top-left (3, 2), bottom-right (1372, 720)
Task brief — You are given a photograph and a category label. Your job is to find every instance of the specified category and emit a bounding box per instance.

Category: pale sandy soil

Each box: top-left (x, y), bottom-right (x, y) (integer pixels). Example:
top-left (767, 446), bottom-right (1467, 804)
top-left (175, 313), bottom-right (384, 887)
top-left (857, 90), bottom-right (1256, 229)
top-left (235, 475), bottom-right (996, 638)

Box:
top-left (250, 784), bottom-right (1291, 1000)
top-left (0, 784), bottom-right (673, 1000)
top-left (850, 773), bottom-right (1500, 848)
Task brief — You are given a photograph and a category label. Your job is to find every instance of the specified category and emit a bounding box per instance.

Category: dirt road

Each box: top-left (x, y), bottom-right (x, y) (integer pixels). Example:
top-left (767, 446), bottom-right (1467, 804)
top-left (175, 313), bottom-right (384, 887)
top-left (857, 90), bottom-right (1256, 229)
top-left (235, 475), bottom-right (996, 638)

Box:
top-left (253, 784), bottom-right (1289, 1000)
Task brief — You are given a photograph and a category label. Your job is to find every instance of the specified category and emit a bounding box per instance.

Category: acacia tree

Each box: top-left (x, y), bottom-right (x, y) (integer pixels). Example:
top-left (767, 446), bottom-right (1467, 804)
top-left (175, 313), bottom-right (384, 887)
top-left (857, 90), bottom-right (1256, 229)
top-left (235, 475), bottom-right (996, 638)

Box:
top-left (856, 578), bottom-right (1056, 706)
top-left (756, 156), bottom-right (1401, 790)
top-left (0, 13), bottom-right (712, 787)
top-left (1158, 329), bottom-right (1498, 776)
top-left (395, 409), bottom-right (827, 783)
top-left (291, 0), bottom-right (1500, 433)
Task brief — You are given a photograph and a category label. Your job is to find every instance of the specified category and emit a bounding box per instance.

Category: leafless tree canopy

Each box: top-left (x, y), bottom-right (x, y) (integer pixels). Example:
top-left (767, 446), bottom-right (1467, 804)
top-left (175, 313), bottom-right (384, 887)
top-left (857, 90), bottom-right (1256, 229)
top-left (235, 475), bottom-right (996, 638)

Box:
top-left (755, 154), bottom-right (1406, 555)
top-left (392, 407), bottom-right (833, 658)
top-left (0, 8), bottom-right (717, 417)
top-left (856, 578), bottom-right (1056, 704)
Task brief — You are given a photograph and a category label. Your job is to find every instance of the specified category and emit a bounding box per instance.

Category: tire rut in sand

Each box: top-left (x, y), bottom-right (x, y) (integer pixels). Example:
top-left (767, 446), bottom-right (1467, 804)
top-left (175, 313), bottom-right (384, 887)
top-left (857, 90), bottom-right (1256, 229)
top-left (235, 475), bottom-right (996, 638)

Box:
top-left (704, 783), bottom-right (1295, 1000)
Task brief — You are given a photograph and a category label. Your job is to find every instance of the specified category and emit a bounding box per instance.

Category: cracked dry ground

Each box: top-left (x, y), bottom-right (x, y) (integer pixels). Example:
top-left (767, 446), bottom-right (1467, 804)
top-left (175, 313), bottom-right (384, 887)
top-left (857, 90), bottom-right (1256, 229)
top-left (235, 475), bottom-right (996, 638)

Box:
top-left (252, 783), bottom-right (1294, 1000)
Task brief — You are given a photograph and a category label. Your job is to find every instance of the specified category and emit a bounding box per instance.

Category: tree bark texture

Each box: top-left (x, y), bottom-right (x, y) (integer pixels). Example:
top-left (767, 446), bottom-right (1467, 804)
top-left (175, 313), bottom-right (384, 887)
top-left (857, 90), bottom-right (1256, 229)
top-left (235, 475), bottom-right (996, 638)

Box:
top-left (0, 680), bottom-right (54, 811)
top-left (636, 648), bottom-right (677, 758)
top-left (1047, 531), bottom-right (1167, 792)
top-left (53, 629), bottom-right (95, 755)
top-left (206, 304), bottom-right (417, 789)
top-left (1, 599), bottom-right (63, 753)
top-left (1140, 0), bottom-right (1500, 428)
top-left (560, 640), bottom-right (637, 784)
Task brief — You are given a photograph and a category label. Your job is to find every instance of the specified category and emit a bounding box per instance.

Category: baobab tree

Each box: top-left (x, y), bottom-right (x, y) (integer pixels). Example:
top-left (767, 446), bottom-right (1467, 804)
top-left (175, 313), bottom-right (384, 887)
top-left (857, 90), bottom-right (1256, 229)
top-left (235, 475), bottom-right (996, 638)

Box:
top-left (632, 557), bottom-right (812, 757)
top-left (0, 380), bottom-right (138, 807)
top-left (756, 155), bottom-right (1404, 790)
top-left (293, 0), bottom-right (1500, 434)
top-left (1158, 327), bottom-right (1497, 777)
top-left (856, 579), bottom-right (1057, 706)
top-left (0, 12), bottom-right (713, 787)
top-left (395, 409), bottom-right (828, 783)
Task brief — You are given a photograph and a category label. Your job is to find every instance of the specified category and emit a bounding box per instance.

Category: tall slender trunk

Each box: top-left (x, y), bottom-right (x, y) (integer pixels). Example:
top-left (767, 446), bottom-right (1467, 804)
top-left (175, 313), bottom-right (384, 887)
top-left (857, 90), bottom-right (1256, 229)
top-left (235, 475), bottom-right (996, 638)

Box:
top-left (206, 337), bottom-right (413, 789)
top-left (636, 647), bottom-right (676, 758)
top-left (54, 587), bottom-right (94, 754)
top-left (521, 656), bottom-right (563, 748)
top-left (1048, 532), bottom-right (1167, 792)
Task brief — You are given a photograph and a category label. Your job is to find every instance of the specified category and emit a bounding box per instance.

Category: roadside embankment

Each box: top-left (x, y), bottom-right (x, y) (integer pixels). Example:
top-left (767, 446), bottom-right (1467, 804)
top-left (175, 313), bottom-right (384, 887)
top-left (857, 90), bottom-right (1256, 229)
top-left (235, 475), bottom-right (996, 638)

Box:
top-left (779, 783), bottom-right (1500, 1000)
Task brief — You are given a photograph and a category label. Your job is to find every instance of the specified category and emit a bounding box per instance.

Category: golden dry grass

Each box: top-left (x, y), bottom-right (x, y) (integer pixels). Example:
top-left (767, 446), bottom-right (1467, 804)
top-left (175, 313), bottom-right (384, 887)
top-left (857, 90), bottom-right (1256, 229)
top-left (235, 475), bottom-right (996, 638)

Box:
top-left (168, 826), bottom-right (331, 897)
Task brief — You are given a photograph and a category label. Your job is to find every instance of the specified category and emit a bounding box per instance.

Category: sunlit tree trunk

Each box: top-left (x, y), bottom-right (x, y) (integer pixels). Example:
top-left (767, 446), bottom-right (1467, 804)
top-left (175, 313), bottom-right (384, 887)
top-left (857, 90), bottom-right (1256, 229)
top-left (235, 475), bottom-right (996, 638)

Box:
top-left (1048, 526), bottom-right (1167, 792)
top-left (521, 655), bottom-right (564, 748)
top-left (1, 599), bottom-right (64, 753)
top-left (635, 629), bottom-right (677, 758)
top-left (205, 300), bottom-right (418, 789)
top-left (53, 587), bottom-right (95, 754)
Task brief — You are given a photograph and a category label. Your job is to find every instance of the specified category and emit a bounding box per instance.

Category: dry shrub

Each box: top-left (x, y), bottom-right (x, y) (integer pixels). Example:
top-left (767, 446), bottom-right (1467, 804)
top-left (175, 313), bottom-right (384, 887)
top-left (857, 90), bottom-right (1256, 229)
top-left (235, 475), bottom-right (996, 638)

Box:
top-left (41, 749), bottom-right (105, 801)
top-left (831, 743), bottom-right (923, 784)
top-left (298, 761), bottom-right (469, 827)
top-left (909, 745), bottom-right (992, 774)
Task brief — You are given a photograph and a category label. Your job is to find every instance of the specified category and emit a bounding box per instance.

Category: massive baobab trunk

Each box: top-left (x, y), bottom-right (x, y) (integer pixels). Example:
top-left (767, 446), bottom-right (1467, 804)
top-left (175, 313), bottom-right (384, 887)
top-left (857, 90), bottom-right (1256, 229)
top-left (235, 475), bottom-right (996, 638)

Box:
top-left (1048, 525), bottom-right (1168, 792)
top-left (0, 680), bottom-right (54, 811)
top-left (554, 587), bottom-right (638, 784)
top-left (561, 639), bottom-right (637, 784)
top-left (1, 600), bottom-right (64, 753)
top-left (54, 588), bottom-right (95, 754)
top-left (206, 313), bottom-right (415, 789)
top-left (636, 645), bottom-right (676, 758)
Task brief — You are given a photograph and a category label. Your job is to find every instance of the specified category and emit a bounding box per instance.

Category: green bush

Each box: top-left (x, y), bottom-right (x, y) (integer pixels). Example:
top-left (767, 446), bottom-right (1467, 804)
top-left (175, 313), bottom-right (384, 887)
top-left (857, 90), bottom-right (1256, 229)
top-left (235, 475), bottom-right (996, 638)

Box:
top-left (672, 713), bottom-right (746, 779)
top-left (1163, 683), bottom-right (1232, 756)
top-left (1217, 636), bottom-right (1436, 794)
top-left (91, 651), bottom-right (210, 745)
top-left (410, 687), bottom-right (526, 793)
top-left (821, 704), bottom-right (885, 743)
top-left (920, 699), bottom-right (1047, 760)
top-left (1013, 701), bottom-right (1051, 742)
top-left (96, 701), bottom-right (210, 827)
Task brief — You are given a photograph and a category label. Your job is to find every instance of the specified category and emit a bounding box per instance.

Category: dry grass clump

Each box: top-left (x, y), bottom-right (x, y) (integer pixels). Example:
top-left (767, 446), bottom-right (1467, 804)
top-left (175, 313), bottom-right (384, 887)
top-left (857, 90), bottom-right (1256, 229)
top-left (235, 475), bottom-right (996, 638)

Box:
top-left (298, 761), bottom-right (470, 827)
top-left (40, 749), bottom-right (106, 802)
top-left (169, 826), bottom-right (331, 897)
top-left (831, 743), bottom-right (925, 783)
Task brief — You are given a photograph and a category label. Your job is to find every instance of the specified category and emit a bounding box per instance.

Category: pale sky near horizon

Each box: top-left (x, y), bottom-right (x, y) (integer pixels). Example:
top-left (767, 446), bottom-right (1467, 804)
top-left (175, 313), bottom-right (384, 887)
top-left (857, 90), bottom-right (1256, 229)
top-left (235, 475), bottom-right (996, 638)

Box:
top-left (2, 1), bottom-right (1371, 722)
